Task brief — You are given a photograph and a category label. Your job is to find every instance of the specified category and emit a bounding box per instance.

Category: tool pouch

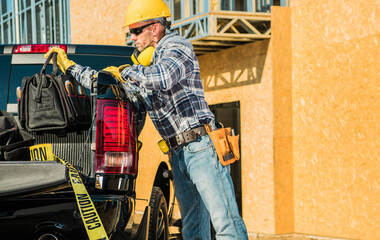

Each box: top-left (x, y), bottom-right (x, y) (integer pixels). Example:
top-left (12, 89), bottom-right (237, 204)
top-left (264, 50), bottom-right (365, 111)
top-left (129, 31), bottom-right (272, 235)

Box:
top-left (205, 124), bottom-right (240, 166)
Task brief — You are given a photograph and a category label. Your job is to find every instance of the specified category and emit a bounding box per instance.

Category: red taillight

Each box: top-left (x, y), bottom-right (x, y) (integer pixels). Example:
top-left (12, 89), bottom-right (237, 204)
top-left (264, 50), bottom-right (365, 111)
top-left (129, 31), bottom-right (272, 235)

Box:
top-left (95, 99), bottom-right (137, 174)
top-left (12, 44), bottom-right (67, 53)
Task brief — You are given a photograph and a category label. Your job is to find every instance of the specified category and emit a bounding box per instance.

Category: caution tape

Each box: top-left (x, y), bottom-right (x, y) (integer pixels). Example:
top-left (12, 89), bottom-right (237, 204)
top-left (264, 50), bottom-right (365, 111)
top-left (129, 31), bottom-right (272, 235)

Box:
top-left (30, 143), bottom-right (55, 161)
top-left (29, 144), bottom-right (109, 240)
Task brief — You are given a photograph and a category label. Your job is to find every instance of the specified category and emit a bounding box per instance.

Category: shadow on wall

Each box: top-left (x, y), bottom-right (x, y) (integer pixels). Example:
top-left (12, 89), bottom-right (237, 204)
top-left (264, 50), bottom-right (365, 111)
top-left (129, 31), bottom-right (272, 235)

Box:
top-left (200, 40), bottom-right (269, 92)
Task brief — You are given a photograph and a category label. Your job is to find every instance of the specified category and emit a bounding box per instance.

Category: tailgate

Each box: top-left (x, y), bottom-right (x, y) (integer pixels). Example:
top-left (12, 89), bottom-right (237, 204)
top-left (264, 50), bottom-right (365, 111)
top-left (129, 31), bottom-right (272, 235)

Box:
top-left (0, 161), bottom-right (69, 198)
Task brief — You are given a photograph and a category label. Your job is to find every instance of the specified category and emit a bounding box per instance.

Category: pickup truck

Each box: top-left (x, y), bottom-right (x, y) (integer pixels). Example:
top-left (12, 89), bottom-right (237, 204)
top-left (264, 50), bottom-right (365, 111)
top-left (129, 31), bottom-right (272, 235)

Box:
top-left (0, 44), bottom-right (179, 240)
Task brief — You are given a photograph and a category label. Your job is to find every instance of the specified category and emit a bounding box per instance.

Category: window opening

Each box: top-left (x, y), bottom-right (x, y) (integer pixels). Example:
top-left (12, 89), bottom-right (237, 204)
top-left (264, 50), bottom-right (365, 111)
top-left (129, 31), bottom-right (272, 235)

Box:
top-left (174, 0), bottom-right (181, 21)
top-left (221, 0), bottom-right (247, 11)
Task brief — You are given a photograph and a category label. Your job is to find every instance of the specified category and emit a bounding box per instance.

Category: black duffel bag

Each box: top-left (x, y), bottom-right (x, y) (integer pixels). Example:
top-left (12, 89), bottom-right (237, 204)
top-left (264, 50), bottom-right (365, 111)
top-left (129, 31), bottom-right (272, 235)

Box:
top-left (0, 109), bottom-right (34, 161)
top-left (18, 52), bottom-right (91, 135)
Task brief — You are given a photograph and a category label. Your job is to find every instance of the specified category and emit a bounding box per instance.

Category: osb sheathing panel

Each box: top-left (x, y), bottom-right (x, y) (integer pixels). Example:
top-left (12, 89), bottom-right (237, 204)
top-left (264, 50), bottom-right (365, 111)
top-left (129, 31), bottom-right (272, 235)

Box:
top-left (289, 0), bottom-right (312, 7)
top-left (290, 0), bottom-right (380, 239)
top-left (272, 7), bottom-right (294, 234)
top-left (198, 40), bottom-right (275, 233)
top-left (70, 0), bottom-right (131, 45)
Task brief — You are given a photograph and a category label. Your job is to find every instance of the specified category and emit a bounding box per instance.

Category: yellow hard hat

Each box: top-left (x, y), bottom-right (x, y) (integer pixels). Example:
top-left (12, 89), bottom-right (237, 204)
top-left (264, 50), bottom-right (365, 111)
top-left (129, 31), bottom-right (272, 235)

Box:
top-left (123, 0), bottom-right (172, 28)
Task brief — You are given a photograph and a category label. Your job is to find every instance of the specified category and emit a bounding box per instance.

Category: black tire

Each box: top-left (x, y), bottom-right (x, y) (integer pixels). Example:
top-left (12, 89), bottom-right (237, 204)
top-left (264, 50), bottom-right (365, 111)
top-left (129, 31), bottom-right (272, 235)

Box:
top-left (148, 186), bottom-right (169, 240)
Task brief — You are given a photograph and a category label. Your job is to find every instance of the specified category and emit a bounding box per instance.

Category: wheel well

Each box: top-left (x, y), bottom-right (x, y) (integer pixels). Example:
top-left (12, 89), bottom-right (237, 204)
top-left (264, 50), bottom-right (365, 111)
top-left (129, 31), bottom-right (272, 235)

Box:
top-left (152, 162), bottom-right (171, 208)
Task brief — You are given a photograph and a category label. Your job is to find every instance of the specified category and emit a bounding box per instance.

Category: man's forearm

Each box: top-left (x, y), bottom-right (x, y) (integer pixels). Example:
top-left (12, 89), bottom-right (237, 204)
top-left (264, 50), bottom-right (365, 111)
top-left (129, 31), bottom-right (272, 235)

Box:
top-left (66, 64), bottom-right (98, 89)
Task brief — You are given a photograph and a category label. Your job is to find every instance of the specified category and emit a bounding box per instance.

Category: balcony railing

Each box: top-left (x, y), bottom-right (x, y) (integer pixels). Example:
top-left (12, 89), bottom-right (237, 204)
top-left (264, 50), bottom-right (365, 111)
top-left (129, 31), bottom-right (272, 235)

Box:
top-left (166, 0), bottom-right (287, 21)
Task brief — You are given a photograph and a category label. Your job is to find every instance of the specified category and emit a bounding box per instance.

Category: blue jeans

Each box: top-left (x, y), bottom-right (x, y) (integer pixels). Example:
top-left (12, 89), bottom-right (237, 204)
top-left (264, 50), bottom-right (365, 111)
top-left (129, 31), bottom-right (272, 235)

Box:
top-left (170, 135), bottom-right (248, 240)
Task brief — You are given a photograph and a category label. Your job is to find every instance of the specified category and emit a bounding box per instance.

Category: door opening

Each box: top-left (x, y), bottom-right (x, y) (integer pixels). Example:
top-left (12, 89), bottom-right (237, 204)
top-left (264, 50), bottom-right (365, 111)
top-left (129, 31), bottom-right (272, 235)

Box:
top-left (209, 101), bottom-right (242, 215)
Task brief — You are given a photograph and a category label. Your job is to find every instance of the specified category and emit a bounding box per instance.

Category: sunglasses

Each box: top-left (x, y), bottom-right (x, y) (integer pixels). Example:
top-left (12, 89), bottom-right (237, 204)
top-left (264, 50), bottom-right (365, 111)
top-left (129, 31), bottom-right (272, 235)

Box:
top-left (129, 22), bottom-right (158, 36)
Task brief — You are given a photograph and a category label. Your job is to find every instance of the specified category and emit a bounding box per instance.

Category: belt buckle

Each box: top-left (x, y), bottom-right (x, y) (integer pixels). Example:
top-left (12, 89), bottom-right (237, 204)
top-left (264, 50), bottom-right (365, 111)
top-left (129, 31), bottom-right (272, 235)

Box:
top-left (169, 127), bottom-right (205, 151)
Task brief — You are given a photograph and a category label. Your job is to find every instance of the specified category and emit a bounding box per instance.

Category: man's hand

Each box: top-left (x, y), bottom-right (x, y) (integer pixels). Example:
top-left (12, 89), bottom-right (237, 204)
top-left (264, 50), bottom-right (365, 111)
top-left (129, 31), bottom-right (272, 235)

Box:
top-left (44, 47), bottom-right (76, 74)
top-left (102, 66), bottom-right (125, 82)
top-left (101, 64), bottom-right (131, 83)
top-left (118, 64), bottom-right (130, 73)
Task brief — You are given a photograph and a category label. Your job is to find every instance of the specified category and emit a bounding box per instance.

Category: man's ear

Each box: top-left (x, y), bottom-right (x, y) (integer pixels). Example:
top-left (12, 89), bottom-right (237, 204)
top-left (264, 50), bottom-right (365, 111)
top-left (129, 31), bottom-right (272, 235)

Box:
top-left (153, 23), bottom-right (166, 37)
top-left (152, 23), bottom-right (161, 36)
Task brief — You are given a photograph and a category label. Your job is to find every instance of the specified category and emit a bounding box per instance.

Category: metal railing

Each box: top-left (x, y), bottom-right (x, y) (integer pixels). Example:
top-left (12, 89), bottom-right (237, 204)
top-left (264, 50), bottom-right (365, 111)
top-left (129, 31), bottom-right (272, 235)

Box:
top-left (165, 0), bottom-right (288, 24)
top-left (0, 0), bottom-right (70, 44)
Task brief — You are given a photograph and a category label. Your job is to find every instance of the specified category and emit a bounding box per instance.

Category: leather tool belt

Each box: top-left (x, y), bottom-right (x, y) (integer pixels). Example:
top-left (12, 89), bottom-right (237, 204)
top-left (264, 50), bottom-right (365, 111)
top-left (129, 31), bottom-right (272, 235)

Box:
top-left (167, 126), bottom-right (208, 149)
top-left (157, 123), bottom-right (240, 166)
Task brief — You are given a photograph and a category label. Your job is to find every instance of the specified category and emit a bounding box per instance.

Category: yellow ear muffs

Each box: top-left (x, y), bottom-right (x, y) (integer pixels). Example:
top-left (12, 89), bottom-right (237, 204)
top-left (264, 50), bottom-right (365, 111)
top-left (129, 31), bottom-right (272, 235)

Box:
top-left (131, 46), bottom-right (155, 66)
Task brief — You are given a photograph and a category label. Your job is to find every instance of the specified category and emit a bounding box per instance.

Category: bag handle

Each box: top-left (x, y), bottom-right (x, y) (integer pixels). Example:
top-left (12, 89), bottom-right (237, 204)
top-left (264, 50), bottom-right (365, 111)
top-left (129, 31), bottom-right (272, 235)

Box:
top-left (41, 52), bottom-right (59, 77)
top-left (35, 52), bottom-right (59, 102)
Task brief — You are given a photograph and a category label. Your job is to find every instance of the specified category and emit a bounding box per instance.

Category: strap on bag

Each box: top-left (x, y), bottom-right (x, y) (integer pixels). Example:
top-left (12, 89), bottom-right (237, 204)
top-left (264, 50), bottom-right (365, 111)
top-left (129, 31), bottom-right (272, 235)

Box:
top-left (41, 51), bottom-right (59, 77)
top-left (18, 76), bottom-right (29, 128)
top-left (35, 52), bottom-right (59, 103)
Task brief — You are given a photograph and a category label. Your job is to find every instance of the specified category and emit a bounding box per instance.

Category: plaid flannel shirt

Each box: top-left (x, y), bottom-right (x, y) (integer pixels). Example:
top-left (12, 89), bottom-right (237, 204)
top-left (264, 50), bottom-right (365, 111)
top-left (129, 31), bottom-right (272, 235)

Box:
top-left (67, 31), bottom-right (214, 139)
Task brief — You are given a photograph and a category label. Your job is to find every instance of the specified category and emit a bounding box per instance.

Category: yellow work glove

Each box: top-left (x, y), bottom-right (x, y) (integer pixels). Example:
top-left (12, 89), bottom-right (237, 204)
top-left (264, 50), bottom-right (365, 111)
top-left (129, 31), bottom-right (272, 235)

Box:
top-left (101, 64), bottom-right (131, 83)
top-left (44, 47), bottom-right (76, 74)
top-left (118, 64), bottom-right (130, 72)
top-left (102, 66), bottom-right (125, 82)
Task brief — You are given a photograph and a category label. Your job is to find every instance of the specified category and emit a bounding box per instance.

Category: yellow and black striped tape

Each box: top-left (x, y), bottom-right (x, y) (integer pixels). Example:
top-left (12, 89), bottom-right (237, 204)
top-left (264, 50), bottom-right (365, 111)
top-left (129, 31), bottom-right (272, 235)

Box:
top-left (29, 144), bottom-right (109, 240)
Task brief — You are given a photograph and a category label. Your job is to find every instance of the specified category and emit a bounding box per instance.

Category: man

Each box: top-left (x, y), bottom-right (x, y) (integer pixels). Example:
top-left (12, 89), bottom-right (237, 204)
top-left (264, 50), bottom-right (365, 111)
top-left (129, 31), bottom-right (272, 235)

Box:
top-left (45, 0), bottom-right (248, 239)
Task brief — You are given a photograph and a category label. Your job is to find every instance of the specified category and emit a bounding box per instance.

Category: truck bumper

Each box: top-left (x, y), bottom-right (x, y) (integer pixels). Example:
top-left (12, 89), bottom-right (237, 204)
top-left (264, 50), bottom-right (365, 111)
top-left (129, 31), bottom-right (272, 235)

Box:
top-left (0, 192), bottom-right (136, 240)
